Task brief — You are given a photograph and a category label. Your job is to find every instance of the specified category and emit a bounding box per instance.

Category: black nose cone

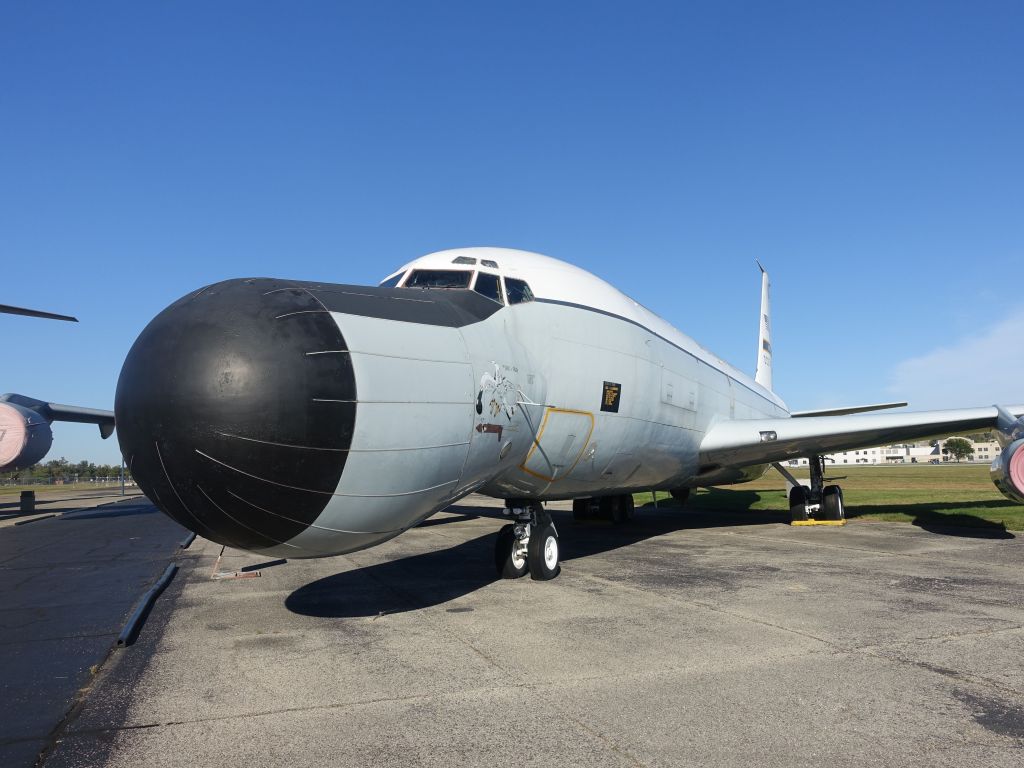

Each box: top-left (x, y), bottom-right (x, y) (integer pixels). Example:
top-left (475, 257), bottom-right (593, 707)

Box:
top-left (115, 279), bottom-right (356, 551)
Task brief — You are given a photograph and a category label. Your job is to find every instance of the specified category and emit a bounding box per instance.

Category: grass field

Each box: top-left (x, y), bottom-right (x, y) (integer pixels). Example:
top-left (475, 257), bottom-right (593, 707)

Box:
top-left (0, 482), bottom-right (130, 496)
top-left (635, 464), bottom-right (1024, 532)
top-left (5, 466), bottom-right (1020, 532)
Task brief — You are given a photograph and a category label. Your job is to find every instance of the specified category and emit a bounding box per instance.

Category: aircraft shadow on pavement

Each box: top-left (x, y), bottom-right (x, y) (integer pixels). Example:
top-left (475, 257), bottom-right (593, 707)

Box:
top-left (59, 502), bottom-right (159, 521)
top-left (845, 501), bottom-right (1017, 539)
top-left (285, 502), bottom-right (784, 619)
top-left (286, 535), bottom-right (499, 618)
top-left (685, 486), bottom-right (1017, 539)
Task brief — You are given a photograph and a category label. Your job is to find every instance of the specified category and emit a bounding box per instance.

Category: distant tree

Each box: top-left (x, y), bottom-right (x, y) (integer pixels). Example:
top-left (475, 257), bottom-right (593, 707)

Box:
top-left (944, 438), bottom-right (974, 463)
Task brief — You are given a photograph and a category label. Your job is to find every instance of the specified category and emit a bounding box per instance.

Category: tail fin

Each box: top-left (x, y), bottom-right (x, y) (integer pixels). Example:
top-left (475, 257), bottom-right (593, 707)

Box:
top-left (754, 261), bottom-right (772, 391)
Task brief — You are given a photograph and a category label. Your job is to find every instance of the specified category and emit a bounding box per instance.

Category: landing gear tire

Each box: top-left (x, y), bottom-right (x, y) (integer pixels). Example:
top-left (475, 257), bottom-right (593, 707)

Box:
top-left (597, 495), bottom-right (633, 524)
top-left (528, 519), bottom-right (560, 581)
top-left (612, 494), bottom-right (634, 524)
top-left (572, 497), bottom-right (595, 522)
top-left (495, 524), bottom-right (529, 579)
top-left (670, 488), bottom-right (691, 505)
top-left (789, 486), bottom-right (810, 522)
top-left (822, 485), bottom-right (845, 521)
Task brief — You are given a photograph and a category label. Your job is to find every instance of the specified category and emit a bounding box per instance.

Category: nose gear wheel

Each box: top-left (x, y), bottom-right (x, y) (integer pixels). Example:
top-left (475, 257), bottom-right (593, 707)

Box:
top-left (494, 501), bottom-right (560, 581)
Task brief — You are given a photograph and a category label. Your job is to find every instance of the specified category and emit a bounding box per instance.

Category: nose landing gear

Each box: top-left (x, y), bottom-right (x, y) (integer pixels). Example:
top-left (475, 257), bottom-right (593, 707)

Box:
top-left (495, 501), bottom-right (561, 580)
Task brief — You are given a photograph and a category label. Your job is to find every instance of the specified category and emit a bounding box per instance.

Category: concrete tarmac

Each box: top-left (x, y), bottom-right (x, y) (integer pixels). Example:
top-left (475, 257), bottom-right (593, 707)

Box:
top-left (20, 496), bottom-right (1024, 767)
top-left (0, 487), bottom-right (144, 528)
top-left (0, 491), bottom-right (185, 767)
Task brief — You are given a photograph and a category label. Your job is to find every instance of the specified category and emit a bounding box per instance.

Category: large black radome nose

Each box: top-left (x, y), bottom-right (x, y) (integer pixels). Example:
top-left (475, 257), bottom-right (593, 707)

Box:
top-left (115, 278), bottom-right (356, 552)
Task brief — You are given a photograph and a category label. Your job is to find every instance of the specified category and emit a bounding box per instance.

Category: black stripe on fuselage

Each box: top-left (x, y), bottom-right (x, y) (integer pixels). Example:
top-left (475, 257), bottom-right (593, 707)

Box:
top-left (287, 282), bottom-right (503, 327)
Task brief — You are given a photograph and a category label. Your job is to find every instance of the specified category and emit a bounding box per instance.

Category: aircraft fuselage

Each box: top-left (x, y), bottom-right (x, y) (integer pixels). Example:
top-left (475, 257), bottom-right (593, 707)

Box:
top-left (116, 248), bottom-right (788, 559)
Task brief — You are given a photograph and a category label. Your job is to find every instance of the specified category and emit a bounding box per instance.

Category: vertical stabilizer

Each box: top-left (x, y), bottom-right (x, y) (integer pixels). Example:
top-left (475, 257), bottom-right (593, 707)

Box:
top-left (754, 261), bottom-right (772, 391)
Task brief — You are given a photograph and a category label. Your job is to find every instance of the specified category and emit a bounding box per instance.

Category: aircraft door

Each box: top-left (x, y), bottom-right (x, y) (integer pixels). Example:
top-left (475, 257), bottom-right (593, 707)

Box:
top-left (520, 407), bottom-right (594, 482)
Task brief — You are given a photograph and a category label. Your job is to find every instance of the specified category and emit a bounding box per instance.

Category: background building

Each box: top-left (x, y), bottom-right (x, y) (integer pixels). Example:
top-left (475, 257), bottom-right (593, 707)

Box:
top-left (784, 437), bottom-right (1002, 467)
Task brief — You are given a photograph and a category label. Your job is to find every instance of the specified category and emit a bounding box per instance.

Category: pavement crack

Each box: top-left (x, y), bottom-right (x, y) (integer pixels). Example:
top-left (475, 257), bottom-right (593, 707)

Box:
top-left (578, 571), bottom-right (839, 648)
top-left (66, 691), bottom-right (441, 736)
top-left (559, 711), bottom-right (649, 767)
top-left (853, 622), bottom-right (1023, 651)
top-left (858, 649), bottom-right (1024, 699)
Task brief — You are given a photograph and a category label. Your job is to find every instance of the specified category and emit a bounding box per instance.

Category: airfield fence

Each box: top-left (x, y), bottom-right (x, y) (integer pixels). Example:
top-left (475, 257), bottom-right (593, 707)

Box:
top-left (0, 476), bottom-right (134, 488)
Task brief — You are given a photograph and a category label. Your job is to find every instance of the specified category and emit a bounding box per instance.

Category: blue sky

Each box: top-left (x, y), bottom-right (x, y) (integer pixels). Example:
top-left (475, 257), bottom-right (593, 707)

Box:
top-left (2, 1), bottom-right (1022, 463)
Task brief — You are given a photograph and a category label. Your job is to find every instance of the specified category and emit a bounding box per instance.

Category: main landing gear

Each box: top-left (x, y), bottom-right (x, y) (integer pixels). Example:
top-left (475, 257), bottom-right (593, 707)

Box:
top-left (571, 494), bottom-right (635, 523)
top-left (786, 455), bottom-right (845, 523)
top-left (495, 501), bottom-right (560, 581)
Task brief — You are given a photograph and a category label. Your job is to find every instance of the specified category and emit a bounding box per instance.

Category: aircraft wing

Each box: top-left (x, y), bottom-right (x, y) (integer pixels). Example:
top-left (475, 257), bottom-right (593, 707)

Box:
top-left (699, 405), bottom-right (1024, 469)
top-left (0, 394), bottom-right (115, 438)
top-left (0, 303), bottom-right (78, 322)
top-left (45, 403), bottom-right (116, 438)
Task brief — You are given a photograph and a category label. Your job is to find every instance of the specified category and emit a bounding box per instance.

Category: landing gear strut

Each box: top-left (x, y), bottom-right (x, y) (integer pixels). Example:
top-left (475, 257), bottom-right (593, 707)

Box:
top-left (495, 501), bottom-right (560, 580)
top-left (780, 456), bottom-right (845, 523)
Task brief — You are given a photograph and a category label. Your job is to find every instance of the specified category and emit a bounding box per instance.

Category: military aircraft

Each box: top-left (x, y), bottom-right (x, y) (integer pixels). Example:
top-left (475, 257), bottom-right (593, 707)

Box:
top-left (0, 305), bottom-right (116, 472)
top-left (114, 248), bottom-right (1024, 580)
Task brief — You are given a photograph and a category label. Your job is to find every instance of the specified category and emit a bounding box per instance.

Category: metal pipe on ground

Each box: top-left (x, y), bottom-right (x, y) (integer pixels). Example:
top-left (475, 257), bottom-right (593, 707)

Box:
top-left (117, 564), bottom-right (179, 647)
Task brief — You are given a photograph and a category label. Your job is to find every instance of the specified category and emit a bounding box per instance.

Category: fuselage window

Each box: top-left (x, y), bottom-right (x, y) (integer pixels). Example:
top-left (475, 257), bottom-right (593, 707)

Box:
top-left (378, 272), bottom-right (405, 288)
top-left (473, 272), bottom-right (504, 304)
top-left (504, 277), bottom-right (534, 304)
top-left (404, 269), bottom-right (472, 289)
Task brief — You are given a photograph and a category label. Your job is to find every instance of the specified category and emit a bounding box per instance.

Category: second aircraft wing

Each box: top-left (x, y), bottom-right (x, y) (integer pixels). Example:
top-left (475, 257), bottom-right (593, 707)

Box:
top-left (699, 405), bottom-right (1024, 469)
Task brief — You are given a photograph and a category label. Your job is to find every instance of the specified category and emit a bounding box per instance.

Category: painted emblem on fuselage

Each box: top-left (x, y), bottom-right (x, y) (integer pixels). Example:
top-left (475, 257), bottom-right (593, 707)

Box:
top-left (477, 363), bottom-right (517, 421)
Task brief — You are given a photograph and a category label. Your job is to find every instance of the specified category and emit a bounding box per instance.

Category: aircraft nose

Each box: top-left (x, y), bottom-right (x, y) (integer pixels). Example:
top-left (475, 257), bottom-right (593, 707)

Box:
top-left (115, 278), bottom-right (356, 553)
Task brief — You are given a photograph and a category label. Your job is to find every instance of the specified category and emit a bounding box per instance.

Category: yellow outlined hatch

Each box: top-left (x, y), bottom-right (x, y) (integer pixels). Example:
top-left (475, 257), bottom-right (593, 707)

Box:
top-left (520, 407), bottom-right (595, 483)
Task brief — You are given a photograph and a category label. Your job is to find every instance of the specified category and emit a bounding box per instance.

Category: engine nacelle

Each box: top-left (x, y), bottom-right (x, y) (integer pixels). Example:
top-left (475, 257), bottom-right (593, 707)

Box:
top-left (0, 401), bottom-right (53, 472)
top-left (990, 438), bottom-right (1024, 504)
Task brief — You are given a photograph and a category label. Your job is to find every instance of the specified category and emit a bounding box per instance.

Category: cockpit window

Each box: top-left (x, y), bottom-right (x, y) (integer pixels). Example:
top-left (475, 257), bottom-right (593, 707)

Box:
top-left (378, 272), bottom-right (405, 288)
top-left (473, 272), bottom-right (504, 304)
top-left (504, 277), bottom-right (534, 304)
top-left (481, 259), bottom-right (499, 268)
top-left (404, 269), bottom-right (472, 289)
top-left (452, 256), bottom-right (477, 265)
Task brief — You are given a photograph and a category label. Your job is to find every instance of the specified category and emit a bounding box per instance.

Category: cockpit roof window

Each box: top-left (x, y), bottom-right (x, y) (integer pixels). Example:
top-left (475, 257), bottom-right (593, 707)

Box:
top-left (504, 277), bottom-right (534, 305)
top-left (404, 269), bottom-right (472, 289)
top-left (452, 256), bottom-right (477, 265)
top-left (473, 271), bottom-right (504, 304)
top-left (378, 271), bottom-right (405, 288)
top-left (481, 259), bottom-right (499, 268)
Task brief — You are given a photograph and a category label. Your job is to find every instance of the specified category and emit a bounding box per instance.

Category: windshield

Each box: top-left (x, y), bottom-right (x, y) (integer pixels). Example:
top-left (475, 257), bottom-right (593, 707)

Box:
top-left (504, 278), bottom-right (534, 304)
top-left (404, 269), bottom-right (472, 289)
top-left (473, 272), bottom-right (503, 304)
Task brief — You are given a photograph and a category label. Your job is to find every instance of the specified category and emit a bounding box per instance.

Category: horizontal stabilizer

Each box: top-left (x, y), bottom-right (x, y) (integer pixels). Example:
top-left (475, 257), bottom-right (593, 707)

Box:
top-left (790, 402), bottom-right (908, 418)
